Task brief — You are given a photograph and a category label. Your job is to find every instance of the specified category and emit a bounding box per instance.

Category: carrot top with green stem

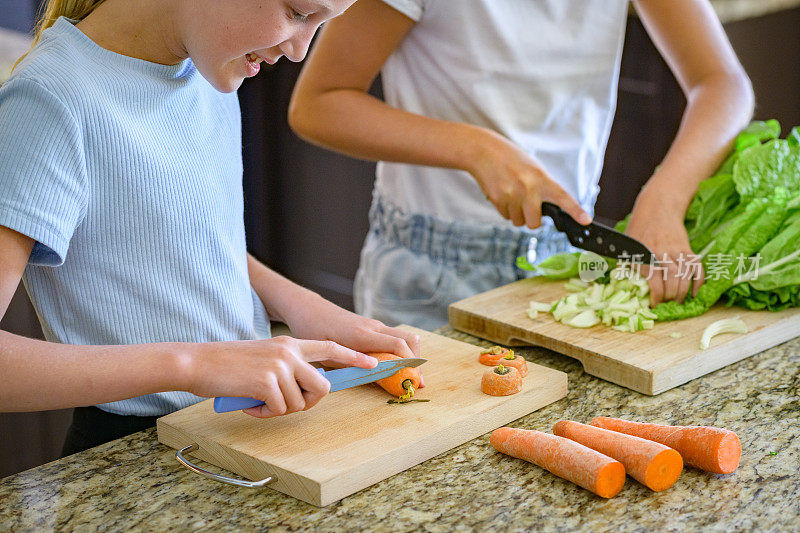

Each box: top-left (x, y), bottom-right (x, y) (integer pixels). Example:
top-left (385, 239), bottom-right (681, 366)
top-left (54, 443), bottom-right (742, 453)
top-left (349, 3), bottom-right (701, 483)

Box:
top-left (478, 346), bottom-right (514, 366)
top-left (368, 352), bottom-right (423, 402)
top-left (481, 364), bottom-right (522, 396)
top-left (499, 351), bottom-right (528, 377)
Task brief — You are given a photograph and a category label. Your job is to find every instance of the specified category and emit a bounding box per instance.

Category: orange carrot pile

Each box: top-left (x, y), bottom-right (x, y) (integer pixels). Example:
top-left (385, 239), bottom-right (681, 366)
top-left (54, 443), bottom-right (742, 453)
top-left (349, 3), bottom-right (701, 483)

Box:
top-left (368, 353), bottom-right (422, 399)
top-left (590, 417), bottom-right (741, 474)
top-left (553, 420), bottom-right (683, 491)
top-left (481, 364), bottom-right (522, 396)
top-left (490, 427), bottom-right (626, 498)
top-left (478, 346), bottom-right (514, 366)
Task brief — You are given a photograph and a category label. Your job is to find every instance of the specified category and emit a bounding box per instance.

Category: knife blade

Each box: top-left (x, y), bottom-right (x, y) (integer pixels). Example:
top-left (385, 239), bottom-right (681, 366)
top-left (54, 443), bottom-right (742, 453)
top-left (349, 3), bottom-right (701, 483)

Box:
top-left (213, 357), bottom-right (427, 413)
top-left (541, 201), bottom-right (653, 261)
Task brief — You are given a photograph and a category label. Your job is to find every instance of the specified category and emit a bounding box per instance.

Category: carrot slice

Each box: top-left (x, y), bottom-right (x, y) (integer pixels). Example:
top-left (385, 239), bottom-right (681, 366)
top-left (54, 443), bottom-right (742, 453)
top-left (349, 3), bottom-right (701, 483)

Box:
top-left (481, 365), bottom-right (522, 396)
top-left (478, 346), bottom-right (513, 366)
top-left (368, 352), bottom-right (421, 399)
top-left (490, 427), bottom-right (626, 498)
top-left (553, 420), bottom-right (682, 491)
top-left (590, 417), bottom-right (741, 474)
top-left (499, 353), bottom-right (528, 377)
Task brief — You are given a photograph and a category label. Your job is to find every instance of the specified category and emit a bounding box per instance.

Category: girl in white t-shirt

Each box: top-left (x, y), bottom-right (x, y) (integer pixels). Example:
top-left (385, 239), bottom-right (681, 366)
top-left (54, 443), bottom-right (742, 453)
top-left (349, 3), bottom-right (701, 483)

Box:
top-left (290, 0), bottom-right (754, 329)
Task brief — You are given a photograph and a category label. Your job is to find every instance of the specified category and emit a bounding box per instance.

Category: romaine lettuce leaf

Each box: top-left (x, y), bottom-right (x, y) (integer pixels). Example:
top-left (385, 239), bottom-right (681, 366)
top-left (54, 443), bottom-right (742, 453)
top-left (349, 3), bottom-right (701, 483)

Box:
top-left (733, 139), bottom-right (800, 201)
top-left (519, 120), bottom-right (800, 321)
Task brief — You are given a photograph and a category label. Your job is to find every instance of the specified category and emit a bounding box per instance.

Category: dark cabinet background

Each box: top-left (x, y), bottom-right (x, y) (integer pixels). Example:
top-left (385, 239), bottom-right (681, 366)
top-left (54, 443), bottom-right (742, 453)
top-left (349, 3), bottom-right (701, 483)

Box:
top-left (2, 8), bottom-right (800, 478)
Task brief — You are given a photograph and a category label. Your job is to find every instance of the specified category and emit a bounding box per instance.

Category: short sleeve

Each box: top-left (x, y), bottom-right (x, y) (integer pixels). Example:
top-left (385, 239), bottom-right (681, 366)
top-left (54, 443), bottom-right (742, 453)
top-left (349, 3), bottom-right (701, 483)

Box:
top-left (0, 77), bottom-right (88, 266)
top-left (379, 0), bottom-right (425, 21)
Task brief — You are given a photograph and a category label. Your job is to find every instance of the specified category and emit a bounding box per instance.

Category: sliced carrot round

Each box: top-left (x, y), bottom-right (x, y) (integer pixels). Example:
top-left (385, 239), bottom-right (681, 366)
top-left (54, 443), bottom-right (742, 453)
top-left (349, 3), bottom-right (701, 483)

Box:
top-left (500, 354), bottom-right (528, 377)
top-left (481, 365), bottom-right (522, 396)
top-left (478, 346), bottom-right (513, 366)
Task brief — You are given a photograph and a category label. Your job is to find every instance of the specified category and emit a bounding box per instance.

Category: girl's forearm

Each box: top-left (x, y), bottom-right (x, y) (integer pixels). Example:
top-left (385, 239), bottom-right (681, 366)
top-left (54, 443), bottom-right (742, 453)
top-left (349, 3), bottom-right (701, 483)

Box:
top-left (289, 88), bottom-right (497, 176)
top-left (246, 253), bottom-right (325, 327)
top-left (635, 72), bottom-right (754, 218)
top-left (0, 329), bottom-right (192, 412)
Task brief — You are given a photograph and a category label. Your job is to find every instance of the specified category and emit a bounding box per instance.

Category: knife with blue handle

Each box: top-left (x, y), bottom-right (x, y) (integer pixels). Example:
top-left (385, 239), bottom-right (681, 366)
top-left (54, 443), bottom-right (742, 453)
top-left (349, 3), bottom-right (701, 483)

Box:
top-left (213, 357), bottom-right (427, 413)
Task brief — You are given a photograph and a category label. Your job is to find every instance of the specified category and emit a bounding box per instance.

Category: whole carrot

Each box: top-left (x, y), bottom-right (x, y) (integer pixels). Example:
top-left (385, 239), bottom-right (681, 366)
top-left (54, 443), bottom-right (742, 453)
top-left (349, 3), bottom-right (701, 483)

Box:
top-left (553, 420), bottom-right (683, 491)
top-left (368, 353), bottom-right (422, 399)
top-left (490, 427), bottom-right (626, 498)
top-left (590, 417), bottom-right (741, 474)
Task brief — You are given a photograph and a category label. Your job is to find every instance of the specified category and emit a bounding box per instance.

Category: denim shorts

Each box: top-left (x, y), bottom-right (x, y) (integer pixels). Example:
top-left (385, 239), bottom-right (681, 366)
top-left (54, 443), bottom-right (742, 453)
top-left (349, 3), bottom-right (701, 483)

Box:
top-left (354, 193), bottom-right (574, 330)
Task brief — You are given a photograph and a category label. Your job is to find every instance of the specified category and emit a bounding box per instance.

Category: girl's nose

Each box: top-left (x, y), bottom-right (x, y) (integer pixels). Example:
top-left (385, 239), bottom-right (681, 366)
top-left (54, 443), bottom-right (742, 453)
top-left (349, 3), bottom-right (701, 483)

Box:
top-left (280, 27), bottom-right (316, 62)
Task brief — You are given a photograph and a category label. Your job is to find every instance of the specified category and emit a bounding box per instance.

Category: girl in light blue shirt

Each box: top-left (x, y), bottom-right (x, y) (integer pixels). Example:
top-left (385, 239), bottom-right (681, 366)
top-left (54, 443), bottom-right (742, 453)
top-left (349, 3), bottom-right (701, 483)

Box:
top-left (0, 0), bottom-right (420, 454)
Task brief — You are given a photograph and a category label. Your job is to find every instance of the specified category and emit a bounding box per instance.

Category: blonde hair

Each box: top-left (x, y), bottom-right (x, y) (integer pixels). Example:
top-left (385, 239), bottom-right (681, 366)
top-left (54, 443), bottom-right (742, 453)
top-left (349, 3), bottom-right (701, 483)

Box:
top-left (12, 0), bottom-right (107, 71)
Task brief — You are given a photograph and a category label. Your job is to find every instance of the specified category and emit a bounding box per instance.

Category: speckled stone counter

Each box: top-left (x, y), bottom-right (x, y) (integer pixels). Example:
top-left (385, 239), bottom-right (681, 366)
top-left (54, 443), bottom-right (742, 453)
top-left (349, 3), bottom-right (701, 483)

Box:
top-left (1, 326), bottom-right (798, 532)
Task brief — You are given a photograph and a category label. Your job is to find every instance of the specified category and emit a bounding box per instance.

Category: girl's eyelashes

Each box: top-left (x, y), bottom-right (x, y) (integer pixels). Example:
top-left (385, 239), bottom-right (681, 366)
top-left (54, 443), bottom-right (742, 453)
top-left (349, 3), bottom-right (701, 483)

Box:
top-left (287, 5), bottom-right (310, 22)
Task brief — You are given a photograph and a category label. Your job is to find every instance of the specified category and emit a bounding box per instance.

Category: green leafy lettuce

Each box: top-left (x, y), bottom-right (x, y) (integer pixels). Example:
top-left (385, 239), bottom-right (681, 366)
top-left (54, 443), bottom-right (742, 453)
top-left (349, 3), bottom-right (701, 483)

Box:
top-left (652, 121), bottom-right (800, 320)
top-left (521, 120), bottom-right (800, 321)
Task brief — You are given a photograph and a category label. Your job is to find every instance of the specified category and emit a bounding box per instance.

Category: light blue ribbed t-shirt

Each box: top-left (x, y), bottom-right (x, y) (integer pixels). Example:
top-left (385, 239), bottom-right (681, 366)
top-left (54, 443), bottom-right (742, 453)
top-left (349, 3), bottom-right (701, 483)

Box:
top-left (0, 17), bottom-right (271, 416)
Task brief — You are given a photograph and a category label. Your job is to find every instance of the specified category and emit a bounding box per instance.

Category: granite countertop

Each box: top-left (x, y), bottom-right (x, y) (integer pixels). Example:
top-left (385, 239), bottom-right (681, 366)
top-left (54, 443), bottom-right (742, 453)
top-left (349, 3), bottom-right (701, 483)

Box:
top-left (1, 327), bottom-right (798, 532)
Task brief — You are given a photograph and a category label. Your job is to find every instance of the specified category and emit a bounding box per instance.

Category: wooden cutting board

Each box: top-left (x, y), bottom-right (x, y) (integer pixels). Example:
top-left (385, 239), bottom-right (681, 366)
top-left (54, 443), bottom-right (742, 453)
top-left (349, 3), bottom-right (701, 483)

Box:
top-left (157, 327), bottom-right (566, 506)
top-left (449, 277), bottom-right (800, 395)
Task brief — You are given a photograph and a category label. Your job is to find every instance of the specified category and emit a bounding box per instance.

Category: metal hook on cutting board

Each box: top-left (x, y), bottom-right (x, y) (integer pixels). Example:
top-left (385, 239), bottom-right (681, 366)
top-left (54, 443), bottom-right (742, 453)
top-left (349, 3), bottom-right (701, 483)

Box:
top-left (176, 444), bottom-right (274, 488)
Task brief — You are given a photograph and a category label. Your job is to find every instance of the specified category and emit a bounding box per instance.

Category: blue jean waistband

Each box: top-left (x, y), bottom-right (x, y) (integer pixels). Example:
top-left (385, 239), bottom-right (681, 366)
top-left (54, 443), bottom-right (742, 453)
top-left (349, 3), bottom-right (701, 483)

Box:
top-left (368, 193), bottom-right (570, 266)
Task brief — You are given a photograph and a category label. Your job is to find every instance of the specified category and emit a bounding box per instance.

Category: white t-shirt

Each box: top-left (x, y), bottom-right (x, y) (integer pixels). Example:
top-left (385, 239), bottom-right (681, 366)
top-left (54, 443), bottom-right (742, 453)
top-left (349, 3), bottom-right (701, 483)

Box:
top-left (377, 0), bottom-right (629, 224)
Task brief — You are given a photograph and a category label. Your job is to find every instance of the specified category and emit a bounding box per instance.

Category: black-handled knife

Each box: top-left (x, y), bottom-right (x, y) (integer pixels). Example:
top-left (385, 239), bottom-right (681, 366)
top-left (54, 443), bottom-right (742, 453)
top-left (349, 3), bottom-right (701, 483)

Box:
top-left (541, 201), bottom-right (653, 261)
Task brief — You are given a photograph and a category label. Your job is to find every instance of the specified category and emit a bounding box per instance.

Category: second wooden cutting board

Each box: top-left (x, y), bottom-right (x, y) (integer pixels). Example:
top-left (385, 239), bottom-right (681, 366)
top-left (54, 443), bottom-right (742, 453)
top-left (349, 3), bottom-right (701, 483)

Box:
top-left (157, 327), bottom-right (567, 506)
top-left (449, 277), bottom-right (800, 395)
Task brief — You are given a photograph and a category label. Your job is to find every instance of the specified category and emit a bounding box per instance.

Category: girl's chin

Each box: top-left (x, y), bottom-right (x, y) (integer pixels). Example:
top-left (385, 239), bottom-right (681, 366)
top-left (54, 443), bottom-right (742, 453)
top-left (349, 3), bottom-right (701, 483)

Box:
top-left (207, 74), bottom-right (244, 93)
top-left (192, 63), bottom-right (244, 93)
top-left (210, 58), bottom-right (258, 92)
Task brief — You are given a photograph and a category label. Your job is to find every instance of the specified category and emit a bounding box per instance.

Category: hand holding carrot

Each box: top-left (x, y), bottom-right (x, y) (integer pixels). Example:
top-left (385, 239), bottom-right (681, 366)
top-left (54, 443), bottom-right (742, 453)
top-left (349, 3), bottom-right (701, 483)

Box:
top-left (368, 352), bottom-right (422, 399)
top-left (245, 256), bottom-right (424, 392)
top-left (283, 291), bottom-right (422, 357)
top-left (183, 336), bottom-right (378, 419)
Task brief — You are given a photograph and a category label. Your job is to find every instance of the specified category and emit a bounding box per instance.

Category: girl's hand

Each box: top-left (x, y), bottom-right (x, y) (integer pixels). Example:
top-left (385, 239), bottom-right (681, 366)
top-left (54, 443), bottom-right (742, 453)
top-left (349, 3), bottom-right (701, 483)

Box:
top-left (185, 336), bottom-right (378, 418)
top-left (468, 130), bottom-right (592, 229)
top-left (245, 256), bottom-right (423, 389)
top-left (286, 295), bottom-right (425, 387)
top-left (625, 204), bottom-right (705, 306)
